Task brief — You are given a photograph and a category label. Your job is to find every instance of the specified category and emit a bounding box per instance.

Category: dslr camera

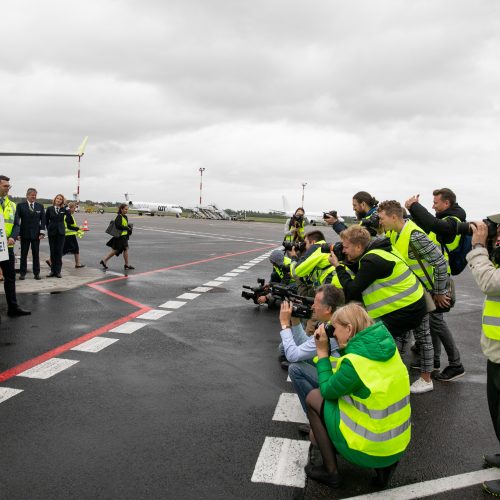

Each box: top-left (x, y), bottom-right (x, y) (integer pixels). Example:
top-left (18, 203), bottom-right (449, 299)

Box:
top-left (320, 241), bottom-right (344, 261)
top-left (282, 240), bottom-right (306, 253)
top-left (323, 210), bottom-right (338, 220)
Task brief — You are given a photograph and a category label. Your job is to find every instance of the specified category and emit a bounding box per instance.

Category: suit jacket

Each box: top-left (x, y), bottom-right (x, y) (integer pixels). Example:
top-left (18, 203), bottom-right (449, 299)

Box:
top-left (15, 201), bottom-right (46, 239)
top-left (45, 205), bottom-right (72, 237)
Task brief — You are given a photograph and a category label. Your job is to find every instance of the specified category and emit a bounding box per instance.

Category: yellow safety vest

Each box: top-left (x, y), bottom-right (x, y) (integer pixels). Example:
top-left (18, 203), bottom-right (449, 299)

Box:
top-left (290, 240), bottom-right (331, 285)
top-left (360, 248), bottom-right (424, 319)
top-left (336, 352), bottom-right (411, 457)
top-left (483, 261), bottom-right (500, 340)
top-left (329, 264), bottom-right (355, 289)
top-left (65, 214), bottom-right (78, 236)
top-left (273, 256), bottom-right (294, 282)
top-left (284, 219), bottom-right (305, 242)
top-left (388, 220), bottom-right (437, 290)
top-left (120, 215), bottom-right (128, 236)
top-left (0, 196), bottom-right (16, 247)
top-left (428, 215), bottom-right (462, 273)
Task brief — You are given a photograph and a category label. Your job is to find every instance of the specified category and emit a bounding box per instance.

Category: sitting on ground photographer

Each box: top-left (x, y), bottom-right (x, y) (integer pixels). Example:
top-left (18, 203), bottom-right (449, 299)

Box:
top-left (279, 285), bottom-right (344, 420)
top-left (256, 249), bottom-right (296, 306)
top-left (378, 200), bottom-right (450, 394)
top-left (329, 225), bottom-right (427, 344)
top-left (304, 303), bottom-right (410, 489)
top-left (284, 207), bottom-right (306, 243)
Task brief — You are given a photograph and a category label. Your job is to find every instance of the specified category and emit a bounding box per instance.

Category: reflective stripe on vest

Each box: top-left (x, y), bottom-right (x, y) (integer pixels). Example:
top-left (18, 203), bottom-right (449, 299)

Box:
top-left (336, 352), bottom-right (411, 456)
top-left (121, 216), bottom-right (128, 236)
top-left (361, 248), bottom-right (424, 318)
top-left (388, 220), bottom-right (436, 290)
top-left (483, 295), bottom-right (500, 340)
top-left (65, 214), bottom-right (78, 236)
top-left (0, 196), bottom-right (16, 246)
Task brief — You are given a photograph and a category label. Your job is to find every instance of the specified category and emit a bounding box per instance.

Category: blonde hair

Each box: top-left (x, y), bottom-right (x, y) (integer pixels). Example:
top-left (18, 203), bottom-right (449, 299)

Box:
top-left (53, 194), bottom-right (66, 206)
top-left (331, 303), bottom-right (373, 337)
top-left (340, 225), bottom-right (371, 248)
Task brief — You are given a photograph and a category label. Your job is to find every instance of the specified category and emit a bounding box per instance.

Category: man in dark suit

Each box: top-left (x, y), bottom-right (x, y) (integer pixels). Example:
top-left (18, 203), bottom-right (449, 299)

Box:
top-left (15, 188), bottom-right (46, 280)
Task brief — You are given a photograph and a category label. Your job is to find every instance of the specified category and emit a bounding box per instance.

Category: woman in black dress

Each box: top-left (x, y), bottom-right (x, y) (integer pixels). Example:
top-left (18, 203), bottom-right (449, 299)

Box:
top-left (100, 204), bottom-right (134, 270)
top-left (63, 202), bottom-right (85, 268)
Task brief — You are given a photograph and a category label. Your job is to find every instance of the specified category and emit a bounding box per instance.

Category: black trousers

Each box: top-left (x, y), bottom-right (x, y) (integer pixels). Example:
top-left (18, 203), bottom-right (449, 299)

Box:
top-left (0, 248), bottom-right (18, 309)
top-left (487, 359), bottom-right (500, 444)
top-left (20, 237), bottom-right (41, 275)
top-left (48, 234), bottom-right (65, 274)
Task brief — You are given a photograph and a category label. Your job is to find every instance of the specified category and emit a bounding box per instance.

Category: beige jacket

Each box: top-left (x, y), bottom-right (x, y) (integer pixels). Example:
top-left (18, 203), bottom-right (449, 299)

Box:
top-left (466, 247), bottom-right (500, 363)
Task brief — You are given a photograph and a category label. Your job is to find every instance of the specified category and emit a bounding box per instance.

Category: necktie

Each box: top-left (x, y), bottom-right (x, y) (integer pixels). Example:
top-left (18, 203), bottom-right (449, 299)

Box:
top-left (30, 202), bottom-right (34, 211)
top-left (55, 207), bottom-right (59, 215)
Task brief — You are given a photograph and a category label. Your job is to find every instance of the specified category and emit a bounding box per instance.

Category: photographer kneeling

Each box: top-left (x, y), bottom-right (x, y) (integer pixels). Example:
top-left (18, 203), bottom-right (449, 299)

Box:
top-left (279, 285), bottom-right (345, 418)
top-left (305, 303), bottom-right (411, 489)
top-left (466, 215), bottom-right (500, 497)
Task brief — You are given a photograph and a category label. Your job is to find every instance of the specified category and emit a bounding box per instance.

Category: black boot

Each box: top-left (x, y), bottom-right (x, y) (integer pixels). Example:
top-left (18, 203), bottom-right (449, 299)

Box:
top-left (373, 461), bottom-right (399, 489)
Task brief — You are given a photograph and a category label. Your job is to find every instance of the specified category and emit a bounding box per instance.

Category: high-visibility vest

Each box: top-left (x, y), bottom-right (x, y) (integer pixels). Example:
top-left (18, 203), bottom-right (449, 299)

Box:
top-left (290, 240), bottom-right (331, 284)
top-left (0, 196), bottom-right (16, 247)
top-left (65, 214), bottom-right (79, 236)
top-left (336, 351), bottom-right (411, 456)
top-left (483, 262), bottom-right (500, 340)
top-left (120, 215), bottom-right (128, 236)
top-left (360, 248), bottom-right (424, 318)
top-left (388, 220), bottom-right (437, 290)
top-left (328, 264), bottom-right (355, 289)
top-left (273, 256), bottom-right (293, 282)
top-left (284, 219), bottom-right (305, 242)
top-left (429, 215), bottom-right (462, 273)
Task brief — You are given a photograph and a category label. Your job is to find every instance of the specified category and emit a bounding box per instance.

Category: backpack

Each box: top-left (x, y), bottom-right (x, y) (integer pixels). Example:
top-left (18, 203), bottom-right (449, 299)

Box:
top-left (444, 233), bottom-right (472, 275)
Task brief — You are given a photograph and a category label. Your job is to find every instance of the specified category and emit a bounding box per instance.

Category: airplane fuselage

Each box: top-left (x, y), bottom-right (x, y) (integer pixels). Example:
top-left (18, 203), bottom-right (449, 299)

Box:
top-left (128, 201), bottom-right (182, 216)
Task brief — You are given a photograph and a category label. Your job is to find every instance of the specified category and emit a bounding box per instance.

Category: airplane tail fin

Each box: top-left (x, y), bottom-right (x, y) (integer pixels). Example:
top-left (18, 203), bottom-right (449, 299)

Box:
top-left (77, 136), bottom-right (89, 156)
top-left (282, 195), bottom-right (291, 212)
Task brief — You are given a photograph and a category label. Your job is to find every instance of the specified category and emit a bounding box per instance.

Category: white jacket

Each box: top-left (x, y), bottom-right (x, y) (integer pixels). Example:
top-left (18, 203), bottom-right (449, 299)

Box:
top-left (466, 247), bottom-right (500, 363)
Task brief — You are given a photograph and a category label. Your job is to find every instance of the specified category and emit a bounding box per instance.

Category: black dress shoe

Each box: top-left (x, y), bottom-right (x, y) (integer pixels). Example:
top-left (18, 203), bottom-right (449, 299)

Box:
top-left (47, 272), bottom-right (55, 278)
top-left (7, 307), bottom-right (31, 317)
top-left (124, 265), bottom-right (135, 270)
top-left (100, 260), bottom-right (108, 270)
top-left (19, 274), bottom-right (26, 280)
top-left (34, 274), bottom-right (41, 280)
top-left (55, 273), bottom-right (62, 278)
top-left (485, 454), bottom-right (500, 468)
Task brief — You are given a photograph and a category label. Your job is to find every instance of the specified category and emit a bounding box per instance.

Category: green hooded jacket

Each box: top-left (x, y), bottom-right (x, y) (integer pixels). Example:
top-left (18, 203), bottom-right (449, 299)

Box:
top-left (316, 321), bottom-right (406, 468)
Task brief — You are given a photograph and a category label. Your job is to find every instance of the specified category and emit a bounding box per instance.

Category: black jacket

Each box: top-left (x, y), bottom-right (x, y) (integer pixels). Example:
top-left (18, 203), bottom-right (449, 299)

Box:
top-left (409, 202), bottom-right (467, 245)
top-left (336, 236), bottom-right (426, 336)
top-left (15, 201), bottom-right (46, 239)
top-left (45, 205), bottom-right (72, 236)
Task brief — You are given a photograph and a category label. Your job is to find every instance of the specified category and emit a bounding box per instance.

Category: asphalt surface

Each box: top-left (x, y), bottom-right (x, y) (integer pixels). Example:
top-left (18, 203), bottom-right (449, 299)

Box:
top-left (0, 214), bottom-right (497, 499)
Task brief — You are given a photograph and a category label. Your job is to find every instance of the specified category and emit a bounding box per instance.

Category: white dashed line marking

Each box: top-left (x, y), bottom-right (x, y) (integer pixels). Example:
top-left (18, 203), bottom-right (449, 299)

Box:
top-left (251, 437), bottom-right (310, 488)
top-left (238, 266), bottom-right (252, 270)
top-left (214, 277), bottom-right (232, 282)
top-left (159, 300), bottom-right (187, 309)
top-left (109, 322), bottom-right (149, 334)
top-left (223, 273), bottom-right (239, 277)
top-left (177, 293), bottom-right (201, 300)
top-left (0, 388), bottom-right (23, 404)
top-left (191, 286), bottom-right (212, 293)
top-left (18, 358), bottom-right (79, 379)
top-left (230, 269), bottom-right (246, 273)
top-left (137, 309), bottom-right (172, 320)
top-left (272, 393), bottom-right (308, 424)
top-left (203, 281), bottom-right (223, 287)
top-left (71, 337), bottom-right (119, 353)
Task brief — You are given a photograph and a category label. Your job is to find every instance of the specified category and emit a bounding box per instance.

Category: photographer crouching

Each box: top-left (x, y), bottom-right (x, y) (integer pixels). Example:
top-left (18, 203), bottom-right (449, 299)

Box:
top-left (466, 214), bottom-right (500, 497)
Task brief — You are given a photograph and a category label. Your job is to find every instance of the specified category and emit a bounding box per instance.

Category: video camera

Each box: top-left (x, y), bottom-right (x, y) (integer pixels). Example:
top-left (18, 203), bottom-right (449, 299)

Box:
top-left (282, 240), bottom-right (306, 253)
top-left (241, 278), bottom-right (269, 304)
top-left (323, 210), bottom-right (338, 220)
top-left (319, 241), bottom-right (344, 261)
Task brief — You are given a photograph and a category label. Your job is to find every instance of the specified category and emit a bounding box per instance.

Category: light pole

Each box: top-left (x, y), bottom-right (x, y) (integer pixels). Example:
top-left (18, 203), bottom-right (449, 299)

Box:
top-left (199, 167), bottom-right (205, 206)
top-left (301, 182), bottom-right (307, 208)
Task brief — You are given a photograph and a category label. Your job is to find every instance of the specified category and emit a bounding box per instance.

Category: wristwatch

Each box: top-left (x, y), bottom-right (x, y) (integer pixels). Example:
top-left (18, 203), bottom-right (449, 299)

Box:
top-left (281, 324), bottom-right (291, 330)
top-left (473, 243), bottom-right (485, 249)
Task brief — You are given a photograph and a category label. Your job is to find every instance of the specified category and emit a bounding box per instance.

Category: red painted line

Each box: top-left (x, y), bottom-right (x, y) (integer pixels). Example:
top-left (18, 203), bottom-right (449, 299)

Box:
top-left (0, 244), bottom-right (274, 384)
top-left (0, 307), bottom-right (150, 383)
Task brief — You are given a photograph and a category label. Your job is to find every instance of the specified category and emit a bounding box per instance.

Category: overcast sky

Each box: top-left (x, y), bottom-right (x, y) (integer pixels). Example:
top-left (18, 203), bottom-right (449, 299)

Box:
top-left (0, 0), bottom-right (498, 218)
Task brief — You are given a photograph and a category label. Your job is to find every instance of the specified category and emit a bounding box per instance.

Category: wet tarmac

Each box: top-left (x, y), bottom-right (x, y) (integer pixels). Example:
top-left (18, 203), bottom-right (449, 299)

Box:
top-left (0, 214), bottom-right (498, 499)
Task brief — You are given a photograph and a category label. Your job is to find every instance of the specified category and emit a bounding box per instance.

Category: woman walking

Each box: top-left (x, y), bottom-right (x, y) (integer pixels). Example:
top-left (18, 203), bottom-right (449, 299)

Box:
top-left (45, 194), bottom-right (72, 278)
top-left (63, 202), bottom-right (85, 268)
top-left (100, 204), bottom-right (134, 270)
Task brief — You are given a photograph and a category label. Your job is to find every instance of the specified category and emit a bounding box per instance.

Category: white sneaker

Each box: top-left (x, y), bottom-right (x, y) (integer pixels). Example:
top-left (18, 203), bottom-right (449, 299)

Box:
top-left (410, 377), bottom-right (434, 394)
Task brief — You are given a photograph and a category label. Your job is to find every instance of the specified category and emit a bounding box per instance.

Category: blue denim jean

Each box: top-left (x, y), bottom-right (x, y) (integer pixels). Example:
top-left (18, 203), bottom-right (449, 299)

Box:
top-left (288, 361), bottom-right (318, 413)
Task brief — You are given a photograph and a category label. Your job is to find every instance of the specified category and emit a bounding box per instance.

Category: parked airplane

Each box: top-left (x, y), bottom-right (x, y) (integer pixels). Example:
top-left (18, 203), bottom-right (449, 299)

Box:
top-left (124, 194), bottom-right (182, 217)
top-left (270, 196), bottom-right (344, 226)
